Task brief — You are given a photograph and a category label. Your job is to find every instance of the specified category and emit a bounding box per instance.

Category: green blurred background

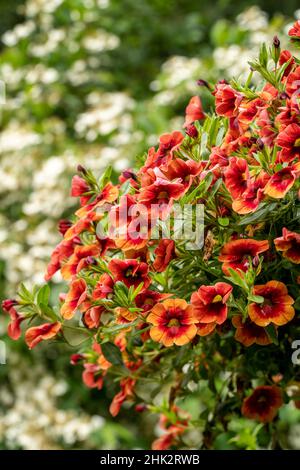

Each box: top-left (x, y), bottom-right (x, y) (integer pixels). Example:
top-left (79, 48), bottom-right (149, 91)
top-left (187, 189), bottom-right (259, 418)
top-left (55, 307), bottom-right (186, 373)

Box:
top-left (0, 0), bottom-right (300, 450)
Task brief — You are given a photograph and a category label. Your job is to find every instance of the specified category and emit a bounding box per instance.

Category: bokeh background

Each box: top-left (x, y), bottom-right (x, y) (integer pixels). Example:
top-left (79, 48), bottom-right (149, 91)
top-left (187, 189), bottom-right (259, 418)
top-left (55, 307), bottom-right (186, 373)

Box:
top-left (1, 0), bottom-right (300, 450)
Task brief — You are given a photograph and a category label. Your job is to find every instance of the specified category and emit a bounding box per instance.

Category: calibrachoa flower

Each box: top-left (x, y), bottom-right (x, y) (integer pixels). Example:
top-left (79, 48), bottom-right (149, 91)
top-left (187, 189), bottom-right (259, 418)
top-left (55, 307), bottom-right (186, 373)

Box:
top-left (5, 30), bottom-right (300, 450)
top-left (242, 386), bottom-right (283, 423)
top-left (108, 258), bottom-right (150, 289)
top-left (248, 280), bottom-right (295, 326)
top-left (274, 228), bottom-right (300, 263)
top-left (147, 299), bottom-right (197, 346)
top-left (25, 322), bottom-right (61, 349)
top-left (218, 238), bottom-right (269, 275)
top-left (191, 282), bottom-right (232, 325)
top-left (232, 315), bottom-right (272, 347)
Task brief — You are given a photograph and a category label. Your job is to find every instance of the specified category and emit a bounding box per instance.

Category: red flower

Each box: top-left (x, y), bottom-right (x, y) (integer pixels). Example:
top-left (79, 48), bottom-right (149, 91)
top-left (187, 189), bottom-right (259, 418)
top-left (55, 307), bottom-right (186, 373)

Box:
top-left (83, 305), bottom-right (104, 329)
top-left (153, 239), bottom-right (176, 272)
top-left (242, 385), bottom-right (283, 423)
top-left (2, 301), bottom-right (24, 340)
top-left (25, 322), bottom-right (61, 349)
top-left (143, 131), bottom-right (184, 171)
top-left (224, 157), bottom-right (250, 199)
top-left (108, 258), bottom-right (150, 289)
top-left (248, 280), bottom-right (295, 327)
top-left (135, 290), bottom-right (171, 315)
top-left (274, 227), bottom-right (300, 263)
top-left (276, 123), bottom-right (300, 163)
top-left (214, 83), bottom-right (243, 117)
top-left (60, 278), bottom-right (87, 319)
top-left (232, 172), bottom-right (269, 215)
top-left (288, 20), bottom-right (300, 38)
top-left (184, 96), bottom-right (205, 127)
top-left (109, 194), bottom-right (152, 251)
top-left (191, 282), bottom-right (232, 325)
top-left (147, 299), bottom-right (197, 346)
top-left (82, 363), bottom-right (104, 390)
top-left (138, 177), bottom-right (186, 211)
top-left (264, 167), bottom-right (296, 199)
top-left (218, 238), bottom-right (269, 275)
top-left (71, 175), bottom-right (90, 205)
top-left (162, 158), bottom-right (202, 191)
top-left (92, 273), bottom-right (114, 299)
top-left (152, 408), bottom-right (188, 450)
top-left (45, 239), bottom-right (77, 281)
top-left (286, 65), bottom-right (300, 97)
top-left (109, 377), bottom-right (136, 417)
top-left (61, 244), bottom-right (100, 280)
top-left (232, 315), bottom-right (272, 347)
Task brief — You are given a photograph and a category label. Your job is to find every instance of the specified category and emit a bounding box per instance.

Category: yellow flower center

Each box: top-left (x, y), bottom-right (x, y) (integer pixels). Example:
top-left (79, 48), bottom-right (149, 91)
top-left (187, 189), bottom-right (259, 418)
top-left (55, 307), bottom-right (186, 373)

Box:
top-left (212, 294), bottom-right (222, 303)
top-left (295, 138), bottom-right (300, 147)
top-left (167, 318), bottom-right (180, 327)
top-left (158, 191), bottom-right (169, 199)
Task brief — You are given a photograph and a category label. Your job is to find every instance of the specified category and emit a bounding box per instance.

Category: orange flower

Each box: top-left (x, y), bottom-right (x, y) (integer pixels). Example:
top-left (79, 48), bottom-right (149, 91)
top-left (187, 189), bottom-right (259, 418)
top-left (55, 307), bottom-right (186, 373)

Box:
top-left (25, 322), bottom-right (61, 349)
top-left (61, 244), bottom-right (100, 280)
top-left (274, 227), bottom-right (300, 264)
top-left (242, 385), bottom-right (283, 423)
top-left (60, 278), bottom-right (87, 319)
top-left (264, 167), bottom-right (296, 199)
top-left (147, 299), bottom-right (197, 346)
top-left (197, 322), bottom-right (216, 337)
top-left (109, 377), bottom-right (136, 417)
top-left (218, 238), bottom-right (269, 275)
top-left (184, 96), bottom-right (205, 127)
top-left (92, 273), bottom-right (114, 300)
top-left (232, 315), bottom-right (272, 347)
top-left (153, 239), bottom-right (176, 272)
top-left (44, 239), bottom-right (76, 281)
top-left (248, 280), bottom-right (295, 326)
top-left (191, 282), bottom-right (232, 325)
top-left (109, 194), bottom-right (152, 251)
top-left (109, 258), bottom-right (150, 289)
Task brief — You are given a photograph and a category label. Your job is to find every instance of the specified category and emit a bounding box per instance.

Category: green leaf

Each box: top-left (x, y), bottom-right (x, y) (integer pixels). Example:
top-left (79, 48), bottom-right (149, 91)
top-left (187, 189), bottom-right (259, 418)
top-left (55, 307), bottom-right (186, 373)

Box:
top-left (62, 326), bottom-right (91, 347)
top-left (18, 283), bottom-right (33, 303)
top-left (225, 268), bottom-right (248, 292)
top-left (247, 294), bottom-right (264, 304)
top-left (101, 342), bottom-right (123, 366)
top-left (39, 303), bottom-right (57, 321)
top-left (37, 284), bottom-right (50, 307)
top-left (218, 217), bottom-right (229, 227)
top-left (265, 324), bottom-right (278, 345)
top-left (238, 203), bottom-right (277, 225)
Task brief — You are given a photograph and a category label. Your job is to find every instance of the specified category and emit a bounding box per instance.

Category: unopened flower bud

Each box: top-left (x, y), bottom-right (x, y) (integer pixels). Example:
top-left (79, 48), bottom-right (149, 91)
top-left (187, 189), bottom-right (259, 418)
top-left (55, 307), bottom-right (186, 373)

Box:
top-left (197, 79), bottom-right (210, 89)
top-left (77, 164), bottom-right (87, 175)
top-left (185, 124), bottom-right (198, 138)
top-left (256, 138), bottom-right (264, 150)
top-left (2, 299), bottom-right (18, 312)
top-left (273, 36), bottom-right (280, 48)
top-left (252, 255), bottom-right (260, 268)
top-left (58, 219), bottom-right (72, 236)
top-left (135, 403), bottom-right (148, 412)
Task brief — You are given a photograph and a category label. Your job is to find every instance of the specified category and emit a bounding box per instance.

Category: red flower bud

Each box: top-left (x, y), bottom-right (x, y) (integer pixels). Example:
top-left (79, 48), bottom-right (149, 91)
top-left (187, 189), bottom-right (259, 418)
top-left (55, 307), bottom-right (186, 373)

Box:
top-left (58, 219), bottom-right (72, 236)
top-left (185, 124), bottom-right (198, 138)
top-left (2, 299), bottom-right (18, 312)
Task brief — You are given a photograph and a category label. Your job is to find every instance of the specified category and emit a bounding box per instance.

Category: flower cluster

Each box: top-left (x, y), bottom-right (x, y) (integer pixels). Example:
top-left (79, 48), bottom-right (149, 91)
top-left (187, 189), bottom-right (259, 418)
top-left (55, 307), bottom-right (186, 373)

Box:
top-left (3, 24), bottom-right (300, 449)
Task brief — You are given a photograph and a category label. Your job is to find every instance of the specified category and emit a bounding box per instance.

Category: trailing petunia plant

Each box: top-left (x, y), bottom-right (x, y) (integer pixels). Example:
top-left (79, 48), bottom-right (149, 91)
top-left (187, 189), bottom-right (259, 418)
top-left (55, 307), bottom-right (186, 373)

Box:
top-left (3, 24), bottom-right (300, 450)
